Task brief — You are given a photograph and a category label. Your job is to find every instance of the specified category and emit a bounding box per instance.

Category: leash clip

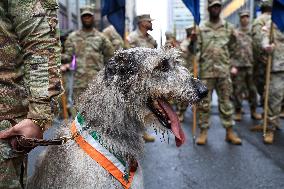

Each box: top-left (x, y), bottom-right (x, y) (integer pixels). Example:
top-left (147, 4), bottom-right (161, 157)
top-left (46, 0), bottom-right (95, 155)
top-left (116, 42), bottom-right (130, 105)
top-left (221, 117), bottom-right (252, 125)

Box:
top-left (60, 132), bottom-right (79, 144)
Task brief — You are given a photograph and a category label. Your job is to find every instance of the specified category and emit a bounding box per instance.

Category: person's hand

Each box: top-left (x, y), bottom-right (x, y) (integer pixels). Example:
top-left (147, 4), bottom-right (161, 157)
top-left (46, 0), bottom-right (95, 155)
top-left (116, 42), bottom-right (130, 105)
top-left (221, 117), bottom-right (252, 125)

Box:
top-left (0, 119), bottom-right (43, 140)
top-left (230, 66), bottom-right (238, 75)
top-left (263, 43), bottom-right (275, 54)
top-left (60, 64), bottom-right (70, 72)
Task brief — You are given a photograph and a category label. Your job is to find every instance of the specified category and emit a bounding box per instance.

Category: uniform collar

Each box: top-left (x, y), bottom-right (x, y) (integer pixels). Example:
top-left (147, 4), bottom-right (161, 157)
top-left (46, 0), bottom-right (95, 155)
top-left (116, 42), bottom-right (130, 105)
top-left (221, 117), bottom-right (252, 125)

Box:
top-left (205, 19), bottom-right (225, 29)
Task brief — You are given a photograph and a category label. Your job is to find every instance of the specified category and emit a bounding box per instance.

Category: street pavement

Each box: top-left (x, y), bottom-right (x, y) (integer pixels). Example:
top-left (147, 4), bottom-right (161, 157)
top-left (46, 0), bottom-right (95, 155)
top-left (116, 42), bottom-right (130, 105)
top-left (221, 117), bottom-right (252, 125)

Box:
top-left (142, 99), bottom-right (284, 189)
top-left (28, 94), bottom-right (284, 189)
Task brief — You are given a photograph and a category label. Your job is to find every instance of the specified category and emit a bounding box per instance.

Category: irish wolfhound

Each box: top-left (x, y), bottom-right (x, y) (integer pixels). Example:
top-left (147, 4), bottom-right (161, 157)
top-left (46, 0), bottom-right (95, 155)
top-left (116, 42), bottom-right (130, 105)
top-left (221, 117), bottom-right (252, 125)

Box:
top-left (27, 48), bottom-right (207, 189)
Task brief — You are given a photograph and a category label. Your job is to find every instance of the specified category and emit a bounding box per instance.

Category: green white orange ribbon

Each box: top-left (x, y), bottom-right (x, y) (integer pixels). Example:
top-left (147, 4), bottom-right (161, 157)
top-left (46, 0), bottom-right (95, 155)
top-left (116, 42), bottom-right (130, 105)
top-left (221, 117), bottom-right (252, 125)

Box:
top-left (70, 114), bottom-right (136, 189)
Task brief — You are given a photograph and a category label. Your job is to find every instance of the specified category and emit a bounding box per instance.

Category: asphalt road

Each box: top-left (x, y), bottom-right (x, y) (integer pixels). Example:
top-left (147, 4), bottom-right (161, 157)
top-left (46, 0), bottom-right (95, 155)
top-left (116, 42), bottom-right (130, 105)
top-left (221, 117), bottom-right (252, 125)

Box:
top-left (142, 103), bottom-right (284, 189)
top-left (28, 95), bottom-right (284, 189)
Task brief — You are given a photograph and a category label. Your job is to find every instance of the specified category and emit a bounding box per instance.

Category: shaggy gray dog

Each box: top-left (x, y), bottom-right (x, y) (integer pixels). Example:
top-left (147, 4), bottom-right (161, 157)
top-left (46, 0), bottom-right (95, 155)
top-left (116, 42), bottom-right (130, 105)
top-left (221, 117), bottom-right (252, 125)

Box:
top-left (27, 48), bottom-right (207, 189)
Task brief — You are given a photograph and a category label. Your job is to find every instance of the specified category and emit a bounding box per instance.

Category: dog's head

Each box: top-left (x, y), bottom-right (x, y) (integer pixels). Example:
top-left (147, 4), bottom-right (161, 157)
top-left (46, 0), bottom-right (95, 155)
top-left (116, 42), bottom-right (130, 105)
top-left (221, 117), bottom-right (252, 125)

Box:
top-left (104, 48), bottom-right (207, 147)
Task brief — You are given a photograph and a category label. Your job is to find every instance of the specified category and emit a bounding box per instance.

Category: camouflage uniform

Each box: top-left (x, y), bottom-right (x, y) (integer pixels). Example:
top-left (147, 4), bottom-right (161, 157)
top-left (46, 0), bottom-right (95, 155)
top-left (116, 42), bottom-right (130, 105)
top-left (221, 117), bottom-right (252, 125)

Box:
top-left (103, 25), bottom-right (124, 51)
top-left (251, 13), bottom-right (271, 103)
top-left (127, 29), bottom-right (157, 49)
top-left (231, 25), bottom-right (259, 112)
top-left (197, 19), bottom-right (236, 129)
top-left (127, 14), bottom-right (157, 142)
top-left (176, 28), bottom-right (195, 121)
top-left (261, 22), bottom-right (284, 130)
top-left (164, 31), bottom-right (178, 49)
top-left (180, 27), bottom-right (195, 72)
top-left (0, 0), bottom-right (62, 188)
top-left (62, 28), bottom-right (114, 101)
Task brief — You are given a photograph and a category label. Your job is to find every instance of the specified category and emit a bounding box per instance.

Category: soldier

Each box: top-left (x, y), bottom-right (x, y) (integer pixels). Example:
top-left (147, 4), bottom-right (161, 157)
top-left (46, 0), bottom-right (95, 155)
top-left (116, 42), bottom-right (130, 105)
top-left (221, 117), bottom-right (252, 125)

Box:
top-left (126, 14), bottom-right (157, 142)
top-left (164, 31), bottom-right (179, 49)
top-left (195, 0), bottom-right (242, 145)
top-left (176, 27), bottom-right (196, 122)
top-left (103, 24), bottom-right (124, 51)
top-left (62, 5), bottom-right (114, 107)
top-left (251, 0), bottom-right (272, 107)
top-left (180, 27), bottom-right (195, 72)
top-left (0, 1), bottom-right (62, 188)
top-left (127, 14), bottom-right (158, 49)
top-left (256, 3), bottom-right (284, 144)
top-left (231, 10), bottom-right (262, 121)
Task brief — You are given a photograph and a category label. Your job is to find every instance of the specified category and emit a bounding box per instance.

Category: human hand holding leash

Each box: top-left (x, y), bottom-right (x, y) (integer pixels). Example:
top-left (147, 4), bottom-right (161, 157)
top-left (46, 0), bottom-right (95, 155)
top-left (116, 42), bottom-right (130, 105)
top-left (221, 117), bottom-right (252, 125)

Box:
top-left (0, 119), bottom-right (44, 153)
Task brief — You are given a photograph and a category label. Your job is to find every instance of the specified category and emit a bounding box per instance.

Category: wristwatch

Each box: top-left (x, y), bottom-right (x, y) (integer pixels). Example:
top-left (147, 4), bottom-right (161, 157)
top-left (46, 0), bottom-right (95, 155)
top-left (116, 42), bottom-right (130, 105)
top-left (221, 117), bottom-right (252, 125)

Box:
top-left (31, 119), bottom-right (50, 131)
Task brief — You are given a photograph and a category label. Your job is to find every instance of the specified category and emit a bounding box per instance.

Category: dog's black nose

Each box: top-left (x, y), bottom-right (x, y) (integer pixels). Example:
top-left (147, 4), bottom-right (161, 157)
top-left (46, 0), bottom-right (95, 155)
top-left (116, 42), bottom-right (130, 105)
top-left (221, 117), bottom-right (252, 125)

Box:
top-left (194, 79), bottom-right (208, 99)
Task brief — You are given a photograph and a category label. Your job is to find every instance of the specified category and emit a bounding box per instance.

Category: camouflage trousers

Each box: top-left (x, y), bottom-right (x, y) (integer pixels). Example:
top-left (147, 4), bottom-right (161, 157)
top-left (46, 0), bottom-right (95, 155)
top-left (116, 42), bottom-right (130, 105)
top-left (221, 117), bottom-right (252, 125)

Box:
top-left (176, 102), bottom-right (189, 116)
top-left (267, 72), bottom-right (284, 128)
top-left (231, 67), bottom-right (258, 110)
top-left (253, 60), bottom-right (266, 105)
top-left (197, 77), bottom-right (234, 129)
top-left (0, 117), bottom-right (27, 189)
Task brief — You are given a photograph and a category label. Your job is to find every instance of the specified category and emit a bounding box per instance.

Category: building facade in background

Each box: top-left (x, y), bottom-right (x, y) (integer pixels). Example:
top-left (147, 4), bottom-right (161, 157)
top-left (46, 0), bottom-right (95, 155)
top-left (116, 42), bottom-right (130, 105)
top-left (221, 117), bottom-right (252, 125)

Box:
top-left (167, 0), bottom-right (206, 40)
top-left (222, 0), bottom-right (256, 26)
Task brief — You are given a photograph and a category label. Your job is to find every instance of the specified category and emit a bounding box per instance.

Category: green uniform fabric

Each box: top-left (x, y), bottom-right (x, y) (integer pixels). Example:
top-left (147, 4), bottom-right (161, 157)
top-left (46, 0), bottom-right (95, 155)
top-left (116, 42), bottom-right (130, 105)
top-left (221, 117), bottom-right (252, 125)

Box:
top-left (177, 38), bottom-right (195, 115)
top-left (197, 78), bottom-right (234, 129)
top-left (127, 29), bottom-right (157, 48)
top-left (102, 25), bottom-right (124, 51)
top-left (180, 38), bottom-right (194, 72)
top-left (261, 22), bottom-right (284, 128)
top-left (62, 28), bottom-right (114, 99)
top-left (0, 0), bottom-right (62, 188)
top-left (198, 20), bottom-right (236, 79)
top-left (251, 13), bottom-right (271, 100)
top-left (197, 19), bottom-right (236, 129)
top-left (231, 27), bottom-right (258, 110)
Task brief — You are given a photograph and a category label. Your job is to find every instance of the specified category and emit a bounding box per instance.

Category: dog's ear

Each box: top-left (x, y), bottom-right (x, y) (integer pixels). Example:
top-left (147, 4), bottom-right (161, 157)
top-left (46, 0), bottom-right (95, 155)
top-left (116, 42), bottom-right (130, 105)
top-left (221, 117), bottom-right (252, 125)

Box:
top-left (105, 50), bottom-right (139, 79)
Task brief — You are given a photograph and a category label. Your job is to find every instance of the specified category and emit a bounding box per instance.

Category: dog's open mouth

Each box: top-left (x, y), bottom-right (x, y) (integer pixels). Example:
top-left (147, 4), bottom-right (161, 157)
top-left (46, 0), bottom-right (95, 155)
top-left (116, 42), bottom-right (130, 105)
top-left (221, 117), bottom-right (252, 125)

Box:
top-left (147, 98), bottom-right (185, 147)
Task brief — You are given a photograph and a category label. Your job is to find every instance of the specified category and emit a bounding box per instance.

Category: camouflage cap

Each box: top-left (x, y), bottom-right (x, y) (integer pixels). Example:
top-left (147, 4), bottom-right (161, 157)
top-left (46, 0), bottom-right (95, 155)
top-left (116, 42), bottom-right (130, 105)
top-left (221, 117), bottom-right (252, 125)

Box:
top-left (136, 14), bottom-right (154, 23)
top-left (260, 0), bottom-right (272, 7)
top-left (208, 0), bottom-right (222, 7)
top-left (239, 10), bottom-right (250, 17)
top-left (80, 5), bottom-right (95, 16)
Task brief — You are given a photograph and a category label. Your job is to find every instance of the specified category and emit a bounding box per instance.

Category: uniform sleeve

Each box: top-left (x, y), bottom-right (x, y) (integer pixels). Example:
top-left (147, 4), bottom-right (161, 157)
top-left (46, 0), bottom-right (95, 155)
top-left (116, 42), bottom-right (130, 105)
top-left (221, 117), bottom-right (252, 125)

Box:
top-left (252, 23), bottom-right (262, 46)
top-left (102, 36), bottom-right (114, 65)
top-left (227, 25), bottom-right (238, 62)
top-left (10, 0), bottom-right (63, 122)
top-left (62, 34), bottom-right (75, 64)
top-left (230, 30), bottom-right (241, 67)
top-left (126, 33), bottom-right (138, 48)
top-left (260, 22), bottom-right (271, 49)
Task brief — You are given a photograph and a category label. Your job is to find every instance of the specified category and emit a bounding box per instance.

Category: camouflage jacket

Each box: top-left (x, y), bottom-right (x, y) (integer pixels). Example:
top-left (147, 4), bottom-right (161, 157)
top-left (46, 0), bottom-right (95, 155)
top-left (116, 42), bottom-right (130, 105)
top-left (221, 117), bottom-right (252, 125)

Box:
top-left (0, 0), bottom-right (62, 121)
top-left (231, 27), bottom-right (253, 68)
top-left (251, 13), bottom-right (271, 64)
top-left (198, 20), bottom-right (237, 78)
top-left (103, 25), bottom-right (124, 51)
top-left (62, 28), bottom-right (114, 90)
top-left (261, 22), bottom-right (284, 72)
top-left (127, 29), bottom-right (157, 48)
top-left (180, 38), bottom-right (194, 71)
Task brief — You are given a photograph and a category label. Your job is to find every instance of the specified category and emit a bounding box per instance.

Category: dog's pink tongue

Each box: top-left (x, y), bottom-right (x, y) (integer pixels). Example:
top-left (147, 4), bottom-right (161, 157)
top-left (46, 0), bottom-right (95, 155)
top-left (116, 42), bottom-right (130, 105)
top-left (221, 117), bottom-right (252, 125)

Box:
top-left (157, 99), bottom-right (186, 147)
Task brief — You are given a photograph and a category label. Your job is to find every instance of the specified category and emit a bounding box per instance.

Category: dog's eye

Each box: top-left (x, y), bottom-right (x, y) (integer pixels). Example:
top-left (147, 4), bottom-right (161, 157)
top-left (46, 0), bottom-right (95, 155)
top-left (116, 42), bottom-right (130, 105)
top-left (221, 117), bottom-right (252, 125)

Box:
top-left (159, 59), bottom-right (170, 72)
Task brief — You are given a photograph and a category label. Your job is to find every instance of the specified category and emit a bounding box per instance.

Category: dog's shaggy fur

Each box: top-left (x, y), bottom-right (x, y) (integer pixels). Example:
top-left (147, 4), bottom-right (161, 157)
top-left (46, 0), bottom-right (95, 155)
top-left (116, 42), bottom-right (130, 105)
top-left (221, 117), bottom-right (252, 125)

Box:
top-left (27, 48), bottom-right (207, 189)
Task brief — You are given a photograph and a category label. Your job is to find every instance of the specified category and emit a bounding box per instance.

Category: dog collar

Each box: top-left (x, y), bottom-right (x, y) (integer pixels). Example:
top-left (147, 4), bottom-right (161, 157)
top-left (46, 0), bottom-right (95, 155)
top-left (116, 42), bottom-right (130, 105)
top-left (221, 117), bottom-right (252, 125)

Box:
top-left (71, 113), bottom-right (137, 189)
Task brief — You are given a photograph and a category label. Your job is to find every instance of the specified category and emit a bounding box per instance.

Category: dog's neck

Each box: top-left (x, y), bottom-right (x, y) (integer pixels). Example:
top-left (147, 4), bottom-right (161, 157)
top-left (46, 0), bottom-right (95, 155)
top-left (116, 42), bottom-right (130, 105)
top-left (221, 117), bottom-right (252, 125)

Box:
top-left (77, 78), bottom-right (145, 162)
